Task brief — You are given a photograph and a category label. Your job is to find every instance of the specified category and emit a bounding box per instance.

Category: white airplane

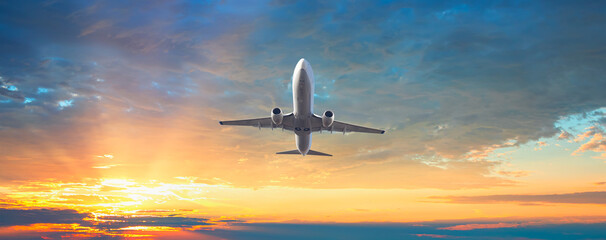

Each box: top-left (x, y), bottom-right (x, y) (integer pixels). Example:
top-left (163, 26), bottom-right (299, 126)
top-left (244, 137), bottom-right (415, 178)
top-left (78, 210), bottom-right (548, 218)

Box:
top-left (219, 58), bottom-right (385, 156)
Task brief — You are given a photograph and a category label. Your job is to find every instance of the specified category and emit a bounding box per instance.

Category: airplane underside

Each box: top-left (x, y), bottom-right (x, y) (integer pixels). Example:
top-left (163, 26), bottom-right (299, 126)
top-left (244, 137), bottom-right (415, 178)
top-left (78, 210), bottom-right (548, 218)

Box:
top-left (219, 58), bottom-right (385, 156)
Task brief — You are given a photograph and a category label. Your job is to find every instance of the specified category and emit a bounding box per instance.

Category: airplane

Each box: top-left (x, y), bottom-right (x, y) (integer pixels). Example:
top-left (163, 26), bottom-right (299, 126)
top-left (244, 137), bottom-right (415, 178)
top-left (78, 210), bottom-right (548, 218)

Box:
top-left (219, 58), bottom-right (385, 156)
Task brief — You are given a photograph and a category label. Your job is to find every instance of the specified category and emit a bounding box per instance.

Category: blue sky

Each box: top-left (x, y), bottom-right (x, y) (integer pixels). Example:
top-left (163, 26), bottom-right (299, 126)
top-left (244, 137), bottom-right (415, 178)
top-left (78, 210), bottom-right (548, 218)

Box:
top-left (3, 0), bottom-right (606, 147)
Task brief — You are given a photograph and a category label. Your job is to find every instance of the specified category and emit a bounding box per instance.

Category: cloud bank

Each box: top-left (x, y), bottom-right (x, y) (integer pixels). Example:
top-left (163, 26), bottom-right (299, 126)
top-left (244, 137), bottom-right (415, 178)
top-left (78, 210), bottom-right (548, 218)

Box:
top-left (2, 1), bottom-right (606, 190)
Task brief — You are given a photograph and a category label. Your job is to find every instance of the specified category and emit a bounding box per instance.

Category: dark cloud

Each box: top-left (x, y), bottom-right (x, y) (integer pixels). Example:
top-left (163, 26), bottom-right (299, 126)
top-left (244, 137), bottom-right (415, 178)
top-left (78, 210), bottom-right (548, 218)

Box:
top-left (0, 88), bottom-right (23, 101)
top-left (199, 221), bottom-right (606, 240)
top-left (0, 207), bottom-right (605, 239)
top-left (246, 0), bottom-right (606, 157)
top-left (0, 208), bottom-right (217, 239)
top-left (0, 209), bottom-right (213, 229)
top-left (430, 191), bottom-right (606, 205)
top-left (0, 208), bottom-right (88, 226)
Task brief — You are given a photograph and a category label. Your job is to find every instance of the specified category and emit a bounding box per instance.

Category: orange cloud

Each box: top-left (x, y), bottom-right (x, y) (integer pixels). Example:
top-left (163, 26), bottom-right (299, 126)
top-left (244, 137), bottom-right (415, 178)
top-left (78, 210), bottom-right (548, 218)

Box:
top-left (496, 170), bottom-right (530, 177)
top-left (414, 233), bottom-right (455, 238)
top-left (558, 130), bottom-right (573, 140)
top-left (430, 191), bottom-right (606, 205)
top-left (439, 217), bottom-right (606, 231)
top-left (440, 222), bottom-right (520, 230)
top-left (463, 139), bottom-right (516, 162)
top-left (574, 126), bottom-right (601, 142)
top-left (573, 133), bottom-right (606, 159)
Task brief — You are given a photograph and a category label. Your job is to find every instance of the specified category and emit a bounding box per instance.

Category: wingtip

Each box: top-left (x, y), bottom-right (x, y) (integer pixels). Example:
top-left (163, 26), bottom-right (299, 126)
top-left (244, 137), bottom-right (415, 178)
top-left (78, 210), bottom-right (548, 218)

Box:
top-left (219, 121), bottom-right (223, 125)
top-left (381, 130), bottom-right (385, 134)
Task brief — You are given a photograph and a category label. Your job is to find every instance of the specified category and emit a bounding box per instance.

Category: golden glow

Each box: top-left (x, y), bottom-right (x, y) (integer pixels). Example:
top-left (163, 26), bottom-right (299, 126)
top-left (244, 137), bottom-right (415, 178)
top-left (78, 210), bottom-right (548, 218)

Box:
top-left (3, 177), bottom-right (606, 223)
top-left (118, 226), bottom-right (180, 232)
top-left (4, 223), bottom-right (154, 239)
top-left (1, 102), bottom-right (605, 239)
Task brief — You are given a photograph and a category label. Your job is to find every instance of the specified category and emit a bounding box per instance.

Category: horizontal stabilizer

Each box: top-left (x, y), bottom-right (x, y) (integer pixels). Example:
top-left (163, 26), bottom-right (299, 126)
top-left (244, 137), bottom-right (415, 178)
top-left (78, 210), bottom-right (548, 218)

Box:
top-left (307, 150), bottom-right (332, 156)
top-left (275, 149), bottom-right (332, 156)
top-left (276, 150), bottom-right (300, 155)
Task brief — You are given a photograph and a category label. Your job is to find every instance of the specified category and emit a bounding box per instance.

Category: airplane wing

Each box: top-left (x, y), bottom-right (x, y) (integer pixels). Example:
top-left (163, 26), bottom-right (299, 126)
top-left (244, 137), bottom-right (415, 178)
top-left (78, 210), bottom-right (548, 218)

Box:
top-left (311, 115), bottom-right (385, 134)
top-left (219, 113), bottom-right (295, 130)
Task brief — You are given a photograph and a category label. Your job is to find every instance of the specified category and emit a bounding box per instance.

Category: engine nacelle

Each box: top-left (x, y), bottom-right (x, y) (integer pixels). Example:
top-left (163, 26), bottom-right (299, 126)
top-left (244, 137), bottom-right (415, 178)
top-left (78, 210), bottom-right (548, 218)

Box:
top-left (322, 110), bottom-right (334, 128)
top-left (271, 107), bottom-right (283, 125)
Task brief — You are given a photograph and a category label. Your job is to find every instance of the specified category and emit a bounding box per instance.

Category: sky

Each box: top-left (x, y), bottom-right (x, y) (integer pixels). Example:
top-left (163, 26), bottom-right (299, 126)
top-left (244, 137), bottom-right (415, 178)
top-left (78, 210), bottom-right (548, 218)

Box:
top-left (1, 0), bottom-right (606, 239)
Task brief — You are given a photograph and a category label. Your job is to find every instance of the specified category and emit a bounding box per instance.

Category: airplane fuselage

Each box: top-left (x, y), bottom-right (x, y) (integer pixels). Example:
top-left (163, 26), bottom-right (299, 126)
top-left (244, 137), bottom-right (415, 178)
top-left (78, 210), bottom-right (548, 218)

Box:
top-left (292, 58), bottom-right (315, 155)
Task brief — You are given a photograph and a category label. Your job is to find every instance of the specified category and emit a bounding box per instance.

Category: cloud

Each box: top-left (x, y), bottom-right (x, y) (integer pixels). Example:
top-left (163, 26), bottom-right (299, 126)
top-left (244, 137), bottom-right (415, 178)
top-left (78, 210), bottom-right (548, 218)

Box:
top-left (1, 207), bottom-right (606, 239)
top-left (496, 170), bottom-right (530, 178)
top-left (0, 208), bottom-right (88, 226)
top-left (558, 130), bottom-right (573, 140)
top-left (199, 219), bottom-right (606, 240)
top-left (573, 133), bottom-right (606, 159)
top-left (437, 217), bottom-right (606, 232)
top-left (2, 0), bottom-right (606, 190)
top-left (0, 207), bottom-right (225, 239)
top-left (430, 191), bottom-right (606, 205)
top-left (439, 222), bottom-right (520, 231)
top-left (0, 87), bottom-right (24, 101)
top-left (91, 164), bottom-right (120, 169)
top-left (574, 126), bottom-right (601, 142)
top-left (94, 215), bottom-right (212, 229)
top-left (413, 233), bottom-right (455, 238)
top-left (78, 20), bottom-right (112, 37)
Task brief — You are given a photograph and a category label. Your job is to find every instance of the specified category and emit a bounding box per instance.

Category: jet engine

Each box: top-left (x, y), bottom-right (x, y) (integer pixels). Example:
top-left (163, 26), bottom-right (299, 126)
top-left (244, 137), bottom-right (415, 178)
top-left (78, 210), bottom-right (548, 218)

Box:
top-left (271, 107), bottom-right (283, 125)
top-left (322, 110), bottom-right (334, 128)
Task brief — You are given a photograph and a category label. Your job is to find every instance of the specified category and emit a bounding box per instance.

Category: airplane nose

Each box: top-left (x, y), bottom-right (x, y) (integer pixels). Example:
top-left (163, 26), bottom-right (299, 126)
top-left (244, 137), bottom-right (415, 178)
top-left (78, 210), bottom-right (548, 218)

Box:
top-left (299, 58), bottom-right (312, 68)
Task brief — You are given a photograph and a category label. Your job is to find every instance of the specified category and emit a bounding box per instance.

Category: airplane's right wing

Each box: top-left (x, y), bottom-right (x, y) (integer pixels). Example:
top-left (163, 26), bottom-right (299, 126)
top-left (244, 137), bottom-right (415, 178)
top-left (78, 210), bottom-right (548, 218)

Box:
top-left (311, 115), bottom-right (385, 134)
top-left (329, 120), bottom-right (385, 134)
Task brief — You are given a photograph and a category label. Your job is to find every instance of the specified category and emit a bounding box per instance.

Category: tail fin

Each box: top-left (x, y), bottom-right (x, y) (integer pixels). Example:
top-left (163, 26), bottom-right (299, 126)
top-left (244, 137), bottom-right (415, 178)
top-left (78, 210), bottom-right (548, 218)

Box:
top-left (275, 149), bottom-right (332, 156)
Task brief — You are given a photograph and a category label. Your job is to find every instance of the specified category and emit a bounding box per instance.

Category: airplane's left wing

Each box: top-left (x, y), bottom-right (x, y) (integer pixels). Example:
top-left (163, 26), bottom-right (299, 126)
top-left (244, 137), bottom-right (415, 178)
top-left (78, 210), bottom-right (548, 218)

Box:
top-left (311, 115), bottom-right (385, 134)
top-left (219, 113), bottom-right (294, 130)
